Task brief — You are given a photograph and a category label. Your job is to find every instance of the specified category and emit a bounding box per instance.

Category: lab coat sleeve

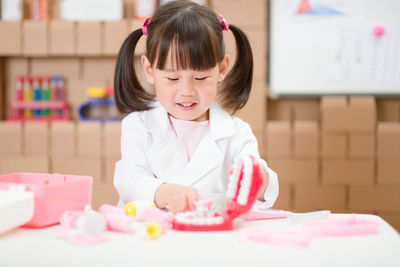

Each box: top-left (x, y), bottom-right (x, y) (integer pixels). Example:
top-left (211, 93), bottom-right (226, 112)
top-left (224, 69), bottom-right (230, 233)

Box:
top-left (232, 121), bottom-right (279, 209)
top-left (114, 116), bottom-right (164, 205)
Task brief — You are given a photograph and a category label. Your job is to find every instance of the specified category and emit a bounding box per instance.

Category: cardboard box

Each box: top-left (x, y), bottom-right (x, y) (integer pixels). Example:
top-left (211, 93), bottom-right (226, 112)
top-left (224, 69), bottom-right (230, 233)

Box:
top-left (267, 99), bottom-right (293, 121)
top-left (104, 156), bottom-right (119, 184)
top-left (103, 122), bottom-right (122, 157)
top-left (242, 26), bottom-right (266, 81)
top-left (103, 20), bottom-right (129, 55)
top-left (349, 186), bottom-right (400, 212)
top-left (377, 99), bottom-right (400, 122)
top-left (0, 156), bottom-right (49, 174)
top-left (49, 20), bottom-right (75, 55)
top-left (265, 121), bottom-right (291, 158)
top-left (321, 96), bottom-right (349, 132)
top-left (235, 82), bottom-right (266, 133)
top-left (0, 59), bottom-right (3, 119)
top-left (77, 121), bottom-right (102, 157)
top-left (377, 122), bottom-right (400, 158)
top-left (347, 96), bottom-right (376, 133)
top-left (376, 212), bottom-right (400, 232)
top-left (131, 19), bottom-right (146, 56)
top-left (82, 58), bottom-right (116, 86)
top-left (293, 184), bottom-right (347, 211)
top-left (292, 99), bottom-right (320, 121)
top-left (92, 182), bottom-right (119, 210)
top-left (23, 20), bottom-right (48, 56)
top-left (349, 133), bottom-right (375, 158)
top-left (0, 122), bottom-right (22, 156)
top-left (77, 21), bottom-right (102, 56)
top-left (30, 58), bottom-right (80, 80)
top-left (211, 0), bottom-right (266, 27)
top-left (5, 59), bottom-right (29, 111)
top-left (321, 159), bottom-right (374, 185)
top-left (273, 182), bottom-right (291, 210)
top-left (377, 159), bottom-right (400, 186)
top-left (52, 156), bottom-right (102, 184)
top-left (267, 159), bottom-right (319, 184)
top-left (321, 133), bottom-right (347, 158)
top-left (0, 21), bottom-right (22, 55)
top-left (293, 121), bottom-right (319, 158)
top-left (50, 122), bottom-right (76, 156)
top-left (23, 122), bottom-right (49, 156)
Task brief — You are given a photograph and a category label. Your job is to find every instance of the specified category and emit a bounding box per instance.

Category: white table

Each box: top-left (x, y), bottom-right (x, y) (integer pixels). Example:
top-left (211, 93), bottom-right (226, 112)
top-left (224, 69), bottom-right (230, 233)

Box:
top-left (0, 214), bottom-right (399, 267)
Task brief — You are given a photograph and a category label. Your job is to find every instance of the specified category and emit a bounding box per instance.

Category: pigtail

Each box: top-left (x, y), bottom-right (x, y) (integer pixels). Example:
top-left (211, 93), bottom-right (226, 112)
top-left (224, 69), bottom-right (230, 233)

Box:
top-left (220, 24), bottom-right (253, 113)
top-left (114, 28), bottom-right (154, 114)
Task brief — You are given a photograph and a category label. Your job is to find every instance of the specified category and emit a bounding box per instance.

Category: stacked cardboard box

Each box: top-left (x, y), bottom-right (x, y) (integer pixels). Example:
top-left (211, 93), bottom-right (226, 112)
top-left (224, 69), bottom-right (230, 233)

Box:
top-left (0, 20), bottom-right (143, 57)
top-left (213, 0), bottom-right (268, 154)
top-left (374, 122), bottom-right (400, 229)
top-left (264, 98), bottom-right (321, 211)
top-left (321, 96), bottom-right (376, 215)
top-left (0, 121), bottom-right (121, 209)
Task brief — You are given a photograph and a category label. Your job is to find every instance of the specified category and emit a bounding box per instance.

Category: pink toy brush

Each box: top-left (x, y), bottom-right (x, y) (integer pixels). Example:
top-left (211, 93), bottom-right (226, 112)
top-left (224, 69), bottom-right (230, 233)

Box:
top-left (172, 155), bottom-right (263, 231)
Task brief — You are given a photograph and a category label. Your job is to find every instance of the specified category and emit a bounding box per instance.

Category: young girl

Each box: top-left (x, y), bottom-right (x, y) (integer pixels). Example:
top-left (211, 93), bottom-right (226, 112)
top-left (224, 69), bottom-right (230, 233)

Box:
top-left (113, 1), bottom-right (278, 213)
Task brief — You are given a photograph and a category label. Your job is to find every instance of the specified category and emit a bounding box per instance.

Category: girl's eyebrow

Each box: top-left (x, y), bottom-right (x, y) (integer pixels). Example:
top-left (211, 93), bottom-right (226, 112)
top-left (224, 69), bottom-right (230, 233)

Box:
top-left (163, 68), bottom-right (178, 72)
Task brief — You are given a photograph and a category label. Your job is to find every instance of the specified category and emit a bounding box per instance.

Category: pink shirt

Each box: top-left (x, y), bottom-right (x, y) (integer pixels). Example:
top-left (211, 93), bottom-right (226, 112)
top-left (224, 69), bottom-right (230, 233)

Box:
top-left (169, 116), bottom-right (210, 162)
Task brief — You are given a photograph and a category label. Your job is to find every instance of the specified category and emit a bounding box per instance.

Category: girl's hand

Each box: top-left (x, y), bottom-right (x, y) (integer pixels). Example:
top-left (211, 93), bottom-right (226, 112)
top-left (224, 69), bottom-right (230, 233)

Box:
top-left (257, 164), bottom-right (269, 201)
top-left (154, 183), bottom-right (200, 214)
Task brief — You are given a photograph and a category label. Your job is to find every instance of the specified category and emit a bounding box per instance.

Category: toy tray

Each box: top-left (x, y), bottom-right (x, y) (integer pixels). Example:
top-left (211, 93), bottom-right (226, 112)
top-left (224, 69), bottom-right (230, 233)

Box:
top-left (0, 172), bottom-right (92, 228)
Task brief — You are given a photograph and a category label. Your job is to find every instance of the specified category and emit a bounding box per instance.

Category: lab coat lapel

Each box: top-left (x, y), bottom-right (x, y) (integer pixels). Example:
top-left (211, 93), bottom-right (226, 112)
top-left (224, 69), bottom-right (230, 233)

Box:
top-left (145, 102), bottom-right (187, 180)
top-left (180, 132), bottom-right (223, 186)
top-left (179, 102), bottom-right (236, 186)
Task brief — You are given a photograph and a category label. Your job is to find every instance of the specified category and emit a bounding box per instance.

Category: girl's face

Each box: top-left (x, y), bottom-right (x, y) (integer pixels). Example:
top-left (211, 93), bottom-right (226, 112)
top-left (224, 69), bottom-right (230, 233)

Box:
top-left (141, 53), bottom-right (229, 121)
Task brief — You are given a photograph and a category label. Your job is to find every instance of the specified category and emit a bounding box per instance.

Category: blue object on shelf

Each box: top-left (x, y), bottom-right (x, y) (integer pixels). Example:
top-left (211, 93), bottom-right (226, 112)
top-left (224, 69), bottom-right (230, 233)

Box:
top-left (78, 98), bottom-right (122, 122)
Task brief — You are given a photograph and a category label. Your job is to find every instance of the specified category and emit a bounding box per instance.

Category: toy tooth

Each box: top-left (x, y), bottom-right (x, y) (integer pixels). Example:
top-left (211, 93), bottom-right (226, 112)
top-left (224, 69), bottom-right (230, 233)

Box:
top-left (172, 155), bottom-right (263, 231)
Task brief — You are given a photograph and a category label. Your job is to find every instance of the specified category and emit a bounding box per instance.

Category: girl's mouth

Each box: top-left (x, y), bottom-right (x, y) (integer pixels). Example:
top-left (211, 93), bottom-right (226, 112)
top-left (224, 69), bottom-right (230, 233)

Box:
top-left (177, 102), bottom-right (197, 110)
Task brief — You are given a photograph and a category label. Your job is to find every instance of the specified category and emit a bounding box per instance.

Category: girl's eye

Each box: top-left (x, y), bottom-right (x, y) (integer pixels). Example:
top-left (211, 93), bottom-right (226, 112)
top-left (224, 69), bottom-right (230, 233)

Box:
top-left (167, 78), bottom-right (179, 81)
top-left (195, 77), bottom-right (207, 81)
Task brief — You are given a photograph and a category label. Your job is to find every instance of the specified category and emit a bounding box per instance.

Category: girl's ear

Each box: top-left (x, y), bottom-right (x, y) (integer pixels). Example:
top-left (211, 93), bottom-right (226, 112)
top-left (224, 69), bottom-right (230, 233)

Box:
top-left (141, 55), bottom-right (155, 84)
top-left (218, 55), bottom-right (230, 82)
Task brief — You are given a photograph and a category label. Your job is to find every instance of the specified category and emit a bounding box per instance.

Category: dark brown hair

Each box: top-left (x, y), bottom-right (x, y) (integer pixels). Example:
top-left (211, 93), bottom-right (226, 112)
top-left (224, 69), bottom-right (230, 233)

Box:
top-left (114, 0), bottom-right (253, 114)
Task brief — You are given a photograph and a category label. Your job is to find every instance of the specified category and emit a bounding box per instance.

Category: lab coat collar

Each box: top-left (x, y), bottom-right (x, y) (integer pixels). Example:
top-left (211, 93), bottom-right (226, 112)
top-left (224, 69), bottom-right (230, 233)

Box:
top-left (143, 101), bottom-right (236, 140)
top-left (144, 101), bottom-right (236, 186)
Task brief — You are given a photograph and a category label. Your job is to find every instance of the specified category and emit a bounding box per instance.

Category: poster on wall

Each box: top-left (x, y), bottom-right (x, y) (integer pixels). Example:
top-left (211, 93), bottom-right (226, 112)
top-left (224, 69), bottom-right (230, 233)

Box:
top-left (269, 0), bottom-right (400, 97)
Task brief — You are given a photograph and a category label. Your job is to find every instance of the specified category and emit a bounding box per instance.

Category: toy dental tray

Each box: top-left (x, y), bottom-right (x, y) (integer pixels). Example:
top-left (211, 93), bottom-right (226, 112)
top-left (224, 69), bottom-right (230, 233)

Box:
top-left (172, 155), bottom-right (263, 231)
top-left (0, 172), bottom-right (92, 231)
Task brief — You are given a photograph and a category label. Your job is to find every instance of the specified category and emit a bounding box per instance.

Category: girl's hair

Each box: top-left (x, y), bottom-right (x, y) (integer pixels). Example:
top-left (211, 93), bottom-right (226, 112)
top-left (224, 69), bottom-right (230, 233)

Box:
top-left (114, 0), bottom-right (253, 114)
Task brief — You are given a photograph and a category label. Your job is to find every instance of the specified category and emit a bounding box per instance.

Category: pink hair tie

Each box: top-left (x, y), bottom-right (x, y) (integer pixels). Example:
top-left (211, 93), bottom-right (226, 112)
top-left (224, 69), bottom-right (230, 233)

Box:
top-left (217, 13), bottom-right (229, 31)
top-left (142, 16), bottom-right (151, 35)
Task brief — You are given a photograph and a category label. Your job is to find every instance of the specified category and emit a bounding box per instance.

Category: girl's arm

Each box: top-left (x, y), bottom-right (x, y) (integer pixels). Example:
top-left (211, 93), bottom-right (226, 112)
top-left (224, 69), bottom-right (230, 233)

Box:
top-left (114, 116), bottom-right (164, 204)
top-left (231, 120), bottom-right (279, 208)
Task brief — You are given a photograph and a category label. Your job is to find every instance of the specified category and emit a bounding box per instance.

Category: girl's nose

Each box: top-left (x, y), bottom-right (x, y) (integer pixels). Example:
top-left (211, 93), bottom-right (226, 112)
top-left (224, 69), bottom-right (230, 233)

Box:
top-left (180, 80), bottom-right (196, 96)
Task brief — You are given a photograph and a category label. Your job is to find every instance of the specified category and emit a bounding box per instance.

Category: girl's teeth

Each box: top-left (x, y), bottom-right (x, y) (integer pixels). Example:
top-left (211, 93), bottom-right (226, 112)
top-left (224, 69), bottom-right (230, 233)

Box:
top-left (181, 103), bottom-right (193, 107)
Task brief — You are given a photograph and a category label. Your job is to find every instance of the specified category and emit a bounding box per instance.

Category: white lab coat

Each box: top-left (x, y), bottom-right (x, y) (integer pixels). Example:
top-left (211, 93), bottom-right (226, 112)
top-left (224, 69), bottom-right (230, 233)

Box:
top-left (114, 101), bottom-right (279, 211)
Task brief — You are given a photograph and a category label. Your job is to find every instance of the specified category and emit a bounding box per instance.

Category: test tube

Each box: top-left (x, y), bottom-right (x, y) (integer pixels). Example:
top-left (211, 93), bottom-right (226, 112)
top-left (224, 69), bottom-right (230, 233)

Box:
top-left (41, 76), bottom-right (50, 116)
top-left (57, 76), bottom-right (65, 116)
top-left (50, 76), bottom-right (57, 117)
top-left (32, 76), bottom-right (41, 117)
top-left (23, 75), bottom-right (32, 118)
top-left (15, 76), bottom-right (23, 117)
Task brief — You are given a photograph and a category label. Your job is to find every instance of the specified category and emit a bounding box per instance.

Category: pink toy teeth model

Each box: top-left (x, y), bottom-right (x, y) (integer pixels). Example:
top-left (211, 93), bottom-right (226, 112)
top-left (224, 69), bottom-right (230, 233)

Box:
top-left (172, 155), bottom-right (263, 231)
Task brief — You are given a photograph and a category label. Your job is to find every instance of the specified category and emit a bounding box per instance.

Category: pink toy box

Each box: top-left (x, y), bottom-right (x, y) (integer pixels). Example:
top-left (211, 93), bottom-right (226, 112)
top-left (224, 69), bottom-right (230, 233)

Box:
top-left (0, 172), bottom-right (92, 228)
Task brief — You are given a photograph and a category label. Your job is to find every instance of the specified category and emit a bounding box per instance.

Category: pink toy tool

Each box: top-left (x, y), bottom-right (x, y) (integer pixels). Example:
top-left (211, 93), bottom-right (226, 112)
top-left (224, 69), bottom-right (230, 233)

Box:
top-left (172, 155), bottom-right (263, 231)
